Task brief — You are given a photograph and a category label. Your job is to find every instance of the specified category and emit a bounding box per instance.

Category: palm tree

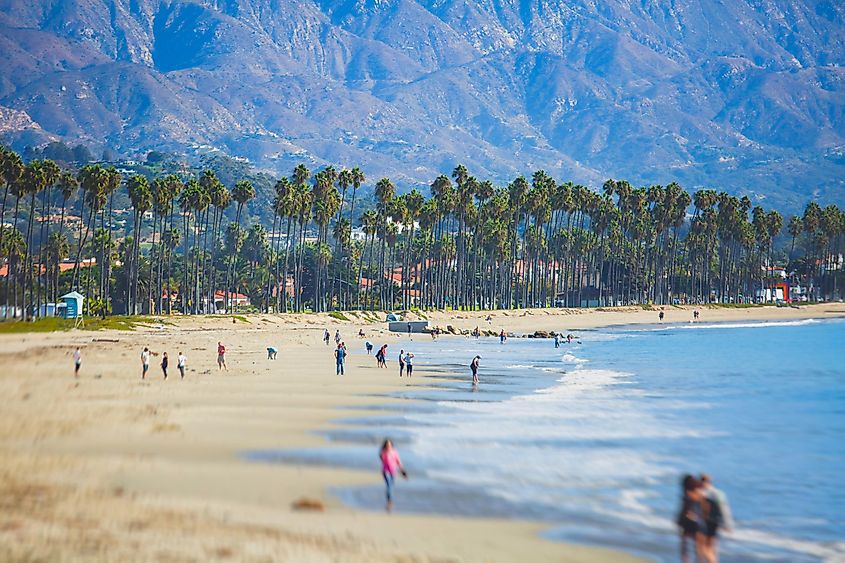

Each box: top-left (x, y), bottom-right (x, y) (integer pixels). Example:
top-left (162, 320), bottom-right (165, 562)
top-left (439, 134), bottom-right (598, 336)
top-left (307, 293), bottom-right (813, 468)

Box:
top-left (787, 215), bottom-right (802, 262)
top-left (207, 177), bottom-right (230, 312)
top-left (358, 209), bottom-right (378, 310)
top-left (0, 148), bottom-right (23, 274)
top-left (73, 165), bottom-right (108, 292)
top-left (1, 225), bottom-right (25, 317)
top-left (347, 167), bottom-right (365, 224)
top-left (126, 175), bottom-right (152, 314)
top-left (226, 180), bottom-right (255, 312)
top-left (374, 178), bottom-right (395, 310)
top-left (46, 231), bottom-right (69, 303)
top-left (430, 174), bottom-right (454, 308)
top-left (18, 160), bottom-right (51, 319)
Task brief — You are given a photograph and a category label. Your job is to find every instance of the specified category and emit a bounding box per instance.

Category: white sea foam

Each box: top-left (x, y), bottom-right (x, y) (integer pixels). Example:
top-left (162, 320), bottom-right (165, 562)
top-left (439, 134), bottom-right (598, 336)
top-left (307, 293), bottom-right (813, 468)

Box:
top-left (646, 318), bottom-right (820, 331)
top-left (560, 352), bottom-right (588, 363)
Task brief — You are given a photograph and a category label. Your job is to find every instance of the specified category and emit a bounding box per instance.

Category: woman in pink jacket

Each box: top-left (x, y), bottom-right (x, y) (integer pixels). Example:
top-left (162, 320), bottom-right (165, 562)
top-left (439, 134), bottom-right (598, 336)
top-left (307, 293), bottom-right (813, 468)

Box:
top-left (379, 439), bottom-right (407, 512)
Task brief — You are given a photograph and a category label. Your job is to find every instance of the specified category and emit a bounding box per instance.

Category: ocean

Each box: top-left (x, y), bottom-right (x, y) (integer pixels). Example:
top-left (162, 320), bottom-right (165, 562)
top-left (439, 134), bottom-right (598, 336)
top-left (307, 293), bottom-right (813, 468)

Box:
top-left (246, 317), bottom-right (845, 562)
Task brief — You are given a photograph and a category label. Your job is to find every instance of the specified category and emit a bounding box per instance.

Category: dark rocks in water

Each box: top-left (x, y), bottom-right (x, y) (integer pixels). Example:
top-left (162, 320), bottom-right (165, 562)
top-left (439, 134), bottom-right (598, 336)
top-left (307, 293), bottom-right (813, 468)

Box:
top-left (533, 330), bottom-right (551, 338)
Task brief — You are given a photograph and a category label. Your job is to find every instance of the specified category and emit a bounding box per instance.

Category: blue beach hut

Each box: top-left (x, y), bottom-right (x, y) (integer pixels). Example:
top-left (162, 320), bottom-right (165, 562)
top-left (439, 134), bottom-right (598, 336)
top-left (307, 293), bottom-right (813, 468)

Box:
top-left (60, 291), bottom-right (84, 319)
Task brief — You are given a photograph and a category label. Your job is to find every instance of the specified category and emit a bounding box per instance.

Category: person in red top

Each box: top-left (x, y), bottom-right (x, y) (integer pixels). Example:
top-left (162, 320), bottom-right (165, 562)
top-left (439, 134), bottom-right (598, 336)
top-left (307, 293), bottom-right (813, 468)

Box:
top-left (217, 341), bottom-right (227, 370)
top-left (380, 439), bottom-right (407, 512)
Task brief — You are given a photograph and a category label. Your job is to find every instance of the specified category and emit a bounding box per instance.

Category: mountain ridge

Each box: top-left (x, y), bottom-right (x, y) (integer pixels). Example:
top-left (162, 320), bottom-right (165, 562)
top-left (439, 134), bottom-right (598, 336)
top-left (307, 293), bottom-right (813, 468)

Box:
top-left (1, 0), bottom-right (843, 209)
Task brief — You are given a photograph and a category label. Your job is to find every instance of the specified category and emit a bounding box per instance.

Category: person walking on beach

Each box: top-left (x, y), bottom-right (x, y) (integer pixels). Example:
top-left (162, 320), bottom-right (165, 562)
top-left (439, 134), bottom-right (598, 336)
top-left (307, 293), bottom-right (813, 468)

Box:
top-left (677, 475), bottom-right (705, 563)
top-left (267, 346), bottom-right (278, 359)
top-left (404, 351), bottom-right (414, 376)
top-left (177, 351), bottom-right (187, 379)
top-left (73, 347), bottom-right (82, 377)
top-left (217, 341), bottom-right (227, 371)
top-left (140, 347), bottom-right (151, 379)
top-left (659, 310), bottom-right (665, 322)
top-left (334, 330), bottom-right (341, 345)
top-left (335, 342), bottom-right (346, 376)
top-left (554, 333), bottom-right (561, 348)
top-left (407, 322), bottom-right (412, 336)
top-left (398, 349), bottom-right (405, 376)
top-left (365, 340), bottom-right (373, 354)
top-left (694, 310), bottom-right (700, 321)
top-left (376, 344), bottom-right (388, 368)
top-left (500, 329), bottom-right (506, 344)
top-left (160, 352), bottom-right (169, 380)
top-left (700, 474), bottom-right (733, 562)
top-left (470, 355), bottom-right (481, 386)
top-left (323, 329), bottom-right (330, 346)
top-left (380, 439), bottom-right (407, 513)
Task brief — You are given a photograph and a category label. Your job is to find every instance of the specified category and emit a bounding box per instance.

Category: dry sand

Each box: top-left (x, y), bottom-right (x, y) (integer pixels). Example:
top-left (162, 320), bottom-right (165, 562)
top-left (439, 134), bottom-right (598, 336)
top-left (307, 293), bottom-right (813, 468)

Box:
top-left (1, 304), bottom-right (842, 562)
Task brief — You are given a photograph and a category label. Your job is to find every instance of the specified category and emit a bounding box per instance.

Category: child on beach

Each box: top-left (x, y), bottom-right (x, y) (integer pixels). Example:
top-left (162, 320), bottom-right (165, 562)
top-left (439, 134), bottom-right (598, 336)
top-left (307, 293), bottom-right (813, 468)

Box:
top-left (365, 341), bottom-right (373, 354)
top-left (73, 347), bottom-right (81, 377)
top-left (161, 352), bottom-right (169, 380)
top-left (217, 342), bottom-right (227, 370)
top-left (379, 439), bottom-right (407, 513)
top-left (177, 352), bottom-right (187, 378)
top-left (470, 355), bottom-right (480, 385)
top-left (141, 347), bottom-right (150, 379)
top-left (399, 349), bottom-right (405, 376)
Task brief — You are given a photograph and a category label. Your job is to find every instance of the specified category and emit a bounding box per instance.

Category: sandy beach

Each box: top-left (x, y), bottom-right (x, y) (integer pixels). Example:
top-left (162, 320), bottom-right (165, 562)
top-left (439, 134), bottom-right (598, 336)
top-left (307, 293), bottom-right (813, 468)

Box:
top-left (2, 303), bottom-right (843, 562)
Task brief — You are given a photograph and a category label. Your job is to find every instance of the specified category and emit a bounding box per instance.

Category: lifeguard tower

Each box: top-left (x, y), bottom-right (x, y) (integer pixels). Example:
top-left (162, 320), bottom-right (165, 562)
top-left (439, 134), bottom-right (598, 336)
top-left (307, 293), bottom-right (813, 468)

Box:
top-left (60, 291), bottom-right (85, 327)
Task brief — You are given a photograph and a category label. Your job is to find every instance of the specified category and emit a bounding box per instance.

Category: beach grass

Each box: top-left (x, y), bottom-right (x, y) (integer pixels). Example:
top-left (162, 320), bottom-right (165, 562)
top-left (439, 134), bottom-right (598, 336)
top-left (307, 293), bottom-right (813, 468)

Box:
top-left (207, 314), bottom-right (250, 323)
top-left (328, 311), bottom-right (350, 321)
top-left (0, 315), bottom-right (164, 333)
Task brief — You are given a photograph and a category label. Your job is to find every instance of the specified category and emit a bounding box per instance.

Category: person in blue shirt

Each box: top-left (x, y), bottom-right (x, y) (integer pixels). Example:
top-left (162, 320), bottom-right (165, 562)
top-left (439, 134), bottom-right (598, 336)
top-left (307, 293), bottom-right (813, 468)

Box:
top-left (335, 342), bottom-right (347, 376)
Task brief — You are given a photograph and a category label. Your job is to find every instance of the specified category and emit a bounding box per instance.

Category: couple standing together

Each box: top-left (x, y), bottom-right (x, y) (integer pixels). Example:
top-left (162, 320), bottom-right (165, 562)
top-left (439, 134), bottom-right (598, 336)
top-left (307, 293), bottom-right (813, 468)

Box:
top-left (678, 473), bottom-right (734, 563)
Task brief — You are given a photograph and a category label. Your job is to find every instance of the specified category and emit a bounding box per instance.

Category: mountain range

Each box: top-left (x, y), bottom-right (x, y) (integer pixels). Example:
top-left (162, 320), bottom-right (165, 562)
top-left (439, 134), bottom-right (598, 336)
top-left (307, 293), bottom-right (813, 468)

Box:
top-left (1, 0), bottom-right (844, 209)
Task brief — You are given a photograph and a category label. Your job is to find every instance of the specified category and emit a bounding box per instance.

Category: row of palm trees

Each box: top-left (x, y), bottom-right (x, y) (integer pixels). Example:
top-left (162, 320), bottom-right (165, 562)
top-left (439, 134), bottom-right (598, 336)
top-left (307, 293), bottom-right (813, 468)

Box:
top-left (1, 145), bottom-right (843, 319)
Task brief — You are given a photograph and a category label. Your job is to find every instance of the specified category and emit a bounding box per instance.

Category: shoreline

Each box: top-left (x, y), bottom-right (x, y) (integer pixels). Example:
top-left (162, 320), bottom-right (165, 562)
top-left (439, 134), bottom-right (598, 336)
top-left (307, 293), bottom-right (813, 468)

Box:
top-left (2, 304), bottom-right (843, 561)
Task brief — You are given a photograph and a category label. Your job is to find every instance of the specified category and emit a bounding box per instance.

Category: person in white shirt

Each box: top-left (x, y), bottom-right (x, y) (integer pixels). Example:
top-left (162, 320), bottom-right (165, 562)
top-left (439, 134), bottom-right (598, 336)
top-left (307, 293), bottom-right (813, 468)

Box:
top-left (700, 473), bottom-right (735, 563)
top-left (177, 352), bottom-right (187, 379)
top-left (73, 348), bottom-right (82, 377)
top-left (141, 347), bottom-right (151, 379)
top-left (404, 352), bottom-right (414, 376)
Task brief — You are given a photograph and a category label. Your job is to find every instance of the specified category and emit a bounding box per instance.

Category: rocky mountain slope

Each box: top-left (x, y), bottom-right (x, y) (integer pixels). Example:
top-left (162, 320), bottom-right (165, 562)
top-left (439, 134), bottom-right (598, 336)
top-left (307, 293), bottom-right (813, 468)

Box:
top-left (1, 0), bottom-right (844, 208)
